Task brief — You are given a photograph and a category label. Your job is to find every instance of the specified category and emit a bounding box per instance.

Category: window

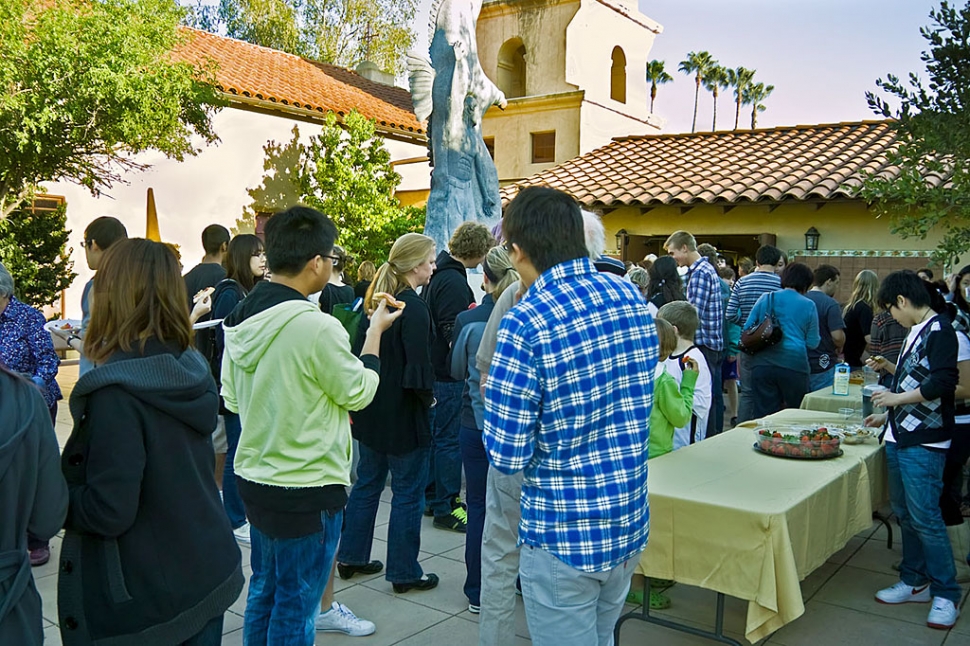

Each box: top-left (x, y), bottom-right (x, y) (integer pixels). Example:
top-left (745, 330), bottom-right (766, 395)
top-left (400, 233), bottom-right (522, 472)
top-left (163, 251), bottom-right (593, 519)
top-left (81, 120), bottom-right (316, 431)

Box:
top-left (611, 46), bottom-right (627, 104)
top-left (531, 131), bottom-right (556, 164)
top-left (497, 38), bottom-right (527, 99)
top-left (483, 137), bottom-right (495, 160)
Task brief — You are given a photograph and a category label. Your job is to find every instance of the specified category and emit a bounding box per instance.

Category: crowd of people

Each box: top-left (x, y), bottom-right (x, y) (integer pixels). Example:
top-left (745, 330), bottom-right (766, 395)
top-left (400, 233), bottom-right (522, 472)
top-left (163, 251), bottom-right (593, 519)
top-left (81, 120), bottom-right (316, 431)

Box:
top-left (4, 189), bottom-right (970, 643)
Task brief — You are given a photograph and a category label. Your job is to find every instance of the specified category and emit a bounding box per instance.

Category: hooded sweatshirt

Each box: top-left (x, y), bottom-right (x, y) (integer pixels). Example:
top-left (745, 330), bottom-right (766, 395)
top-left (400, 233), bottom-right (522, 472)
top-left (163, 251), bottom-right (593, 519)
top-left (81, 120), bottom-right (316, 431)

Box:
top-left (424, 250), bottom-right (474, 381)
top-left (0, 370), bottom-right (68, 646)
top-left (221, 281), bottom-right (380, 538)
top-left (58, 340), bottom-right (243, 646)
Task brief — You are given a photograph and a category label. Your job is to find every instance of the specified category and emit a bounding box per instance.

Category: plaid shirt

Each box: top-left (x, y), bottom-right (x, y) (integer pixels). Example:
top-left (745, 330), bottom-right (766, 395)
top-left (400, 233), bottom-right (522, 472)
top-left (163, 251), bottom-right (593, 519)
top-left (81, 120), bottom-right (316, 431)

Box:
top-left (483, 257), bottom-right (658, 573)
top-left (687, 258), bottom-right (724, 351)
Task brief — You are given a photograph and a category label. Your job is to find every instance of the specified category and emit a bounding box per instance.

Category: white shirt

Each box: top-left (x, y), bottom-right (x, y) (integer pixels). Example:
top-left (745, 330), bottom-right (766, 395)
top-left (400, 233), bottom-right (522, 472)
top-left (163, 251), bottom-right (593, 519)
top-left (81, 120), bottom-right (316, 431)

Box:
top-left (665, 345), bottom-right (712, 450)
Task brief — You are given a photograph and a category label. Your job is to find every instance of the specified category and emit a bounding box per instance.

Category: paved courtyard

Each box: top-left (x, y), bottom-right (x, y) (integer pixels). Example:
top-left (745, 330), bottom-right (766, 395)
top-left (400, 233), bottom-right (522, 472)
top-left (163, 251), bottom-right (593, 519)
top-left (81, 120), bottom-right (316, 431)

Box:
top-left (38, 365), bottom-right (970, 645)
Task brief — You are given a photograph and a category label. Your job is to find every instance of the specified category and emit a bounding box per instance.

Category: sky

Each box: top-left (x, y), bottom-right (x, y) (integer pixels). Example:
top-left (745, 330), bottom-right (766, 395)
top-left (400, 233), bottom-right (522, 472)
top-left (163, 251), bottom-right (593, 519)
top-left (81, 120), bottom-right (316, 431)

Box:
top-left (414, 0), bottom-right (941, 133)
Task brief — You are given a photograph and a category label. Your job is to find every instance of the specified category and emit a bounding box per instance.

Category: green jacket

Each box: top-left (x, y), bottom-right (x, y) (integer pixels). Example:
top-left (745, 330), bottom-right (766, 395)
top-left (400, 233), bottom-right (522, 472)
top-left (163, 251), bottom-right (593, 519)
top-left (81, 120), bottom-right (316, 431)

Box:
top-left (649, 366), bottom-right (698, 459)
top-left (221, 283), bottom-right (380, 488)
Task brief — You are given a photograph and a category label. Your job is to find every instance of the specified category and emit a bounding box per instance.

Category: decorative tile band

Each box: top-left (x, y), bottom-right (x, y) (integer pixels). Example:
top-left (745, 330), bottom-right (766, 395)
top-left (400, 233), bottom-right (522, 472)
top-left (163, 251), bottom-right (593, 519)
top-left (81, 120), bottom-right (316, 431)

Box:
top-left (788, 249), bottom-right (930, 258)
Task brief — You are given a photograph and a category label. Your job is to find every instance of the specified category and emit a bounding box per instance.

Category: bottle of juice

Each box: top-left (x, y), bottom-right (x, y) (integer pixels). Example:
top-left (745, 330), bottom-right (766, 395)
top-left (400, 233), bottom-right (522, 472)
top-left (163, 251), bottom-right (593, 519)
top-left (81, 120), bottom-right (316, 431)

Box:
top-left (833, 362), bottom-right (851, 396)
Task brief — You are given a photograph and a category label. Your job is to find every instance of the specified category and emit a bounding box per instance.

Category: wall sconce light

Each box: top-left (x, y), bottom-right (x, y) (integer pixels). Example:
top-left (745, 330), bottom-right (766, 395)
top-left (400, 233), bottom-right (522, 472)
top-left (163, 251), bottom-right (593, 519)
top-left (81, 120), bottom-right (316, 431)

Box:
top-left (615, 228), bottom-right (628, 253)
top-left (804, 227), bottom-right (820, 252)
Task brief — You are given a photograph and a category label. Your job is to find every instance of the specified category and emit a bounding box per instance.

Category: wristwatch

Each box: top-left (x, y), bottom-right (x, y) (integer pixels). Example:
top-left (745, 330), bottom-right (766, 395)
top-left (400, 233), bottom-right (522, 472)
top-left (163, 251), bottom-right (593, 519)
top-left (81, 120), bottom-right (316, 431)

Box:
top-left (68, 333), bottom-right (82, 349)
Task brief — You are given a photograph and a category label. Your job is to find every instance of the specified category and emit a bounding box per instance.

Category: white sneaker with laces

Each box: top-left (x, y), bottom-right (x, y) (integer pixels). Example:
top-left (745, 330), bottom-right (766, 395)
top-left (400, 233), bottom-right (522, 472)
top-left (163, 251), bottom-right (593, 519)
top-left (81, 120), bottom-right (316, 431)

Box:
top-left (315, 602), bottom-right (376, 636)
top-left (875, 581), bottom-right (931, 604)
top-left (927, 597), bottom-right (959, 629)
top-left (232, 522), bottom-right (251, 545)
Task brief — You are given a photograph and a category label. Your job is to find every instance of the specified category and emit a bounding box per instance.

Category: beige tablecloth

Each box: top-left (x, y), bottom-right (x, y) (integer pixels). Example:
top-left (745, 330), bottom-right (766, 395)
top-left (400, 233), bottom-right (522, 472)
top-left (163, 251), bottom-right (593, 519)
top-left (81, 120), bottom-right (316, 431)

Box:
top-left (800, 383), bottom-right (864, 414)
top-left (638, 409), bottom-right (887, 643)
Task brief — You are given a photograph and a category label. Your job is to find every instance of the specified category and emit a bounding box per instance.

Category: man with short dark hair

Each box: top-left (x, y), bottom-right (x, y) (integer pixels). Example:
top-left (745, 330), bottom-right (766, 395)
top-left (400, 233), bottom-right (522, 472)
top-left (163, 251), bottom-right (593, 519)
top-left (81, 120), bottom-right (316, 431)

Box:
top-left (725, 244), bottom-right (783, 422)
top-left (221, 206), bottom-right (401, 645)
top-left (425, 221), bottom-right (494, 532)
top-left (184, 224), bottom-right (230, 356)
top-left (484, 187), bottom-right (658, 644)
top-left (665, 231), bottom-right (724, 436)
top-left (806, 265), bottom-right (846, 391)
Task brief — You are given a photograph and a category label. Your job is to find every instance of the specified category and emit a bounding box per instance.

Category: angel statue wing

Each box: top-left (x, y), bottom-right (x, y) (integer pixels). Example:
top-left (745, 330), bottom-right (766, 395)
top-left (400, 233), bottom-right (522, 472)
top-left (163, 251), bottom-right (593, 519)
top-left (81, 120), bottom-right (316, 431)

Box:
top-left (407, 53), bottom-right (435, 123)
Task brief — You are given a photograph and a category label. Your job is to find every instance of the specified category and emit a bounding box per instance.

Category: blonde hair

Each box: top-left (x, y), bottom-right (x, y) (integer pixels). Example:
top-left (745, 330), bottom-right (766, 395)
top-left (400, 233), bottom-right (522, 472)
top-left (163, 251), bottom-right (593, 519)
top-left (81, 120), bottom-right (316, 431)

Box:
top-left (843, 269), bottom-right (879, 317)
top-left (357, 260), bottom-right (376, 282)
top-left (627, 266), bottom-right (649, 296)
top-left (365, 233), bottom-right (435, 314)
top-left (664, 230), bottom-right (697, 252)
top-left (483, 246), bottom-right (519, 301)
top-left (654, 317), bottom-right (678, 360)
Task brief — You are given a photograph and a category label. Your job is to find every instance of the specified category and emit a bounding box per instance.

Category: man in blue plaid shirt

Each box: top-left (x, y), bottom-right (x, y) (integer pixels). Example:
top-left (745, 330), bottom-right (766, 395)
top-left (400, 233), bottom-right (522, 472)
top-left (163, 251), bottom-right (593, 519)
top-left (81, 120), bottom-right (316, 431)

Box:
top-left (483, 187), bottom-right (658, 645)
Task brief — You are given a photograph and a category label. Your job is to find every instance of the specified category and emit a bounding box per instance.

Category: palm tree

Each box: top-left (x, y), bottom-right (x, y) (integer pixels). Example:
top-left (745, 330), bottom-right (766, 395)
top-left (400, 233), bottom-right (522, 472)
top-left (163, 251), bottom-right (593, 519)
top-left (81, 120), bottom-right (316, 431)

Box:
top-left (726, 66), bottom-right (755, 130)
top-left (646, 60), bottom-right (673, 114)
top-left (678, 51), bottom-right (715, 133)
top-left (703, 64), bottom-right (729, 130)
top-left (744, 82), bottom-right (775, 128)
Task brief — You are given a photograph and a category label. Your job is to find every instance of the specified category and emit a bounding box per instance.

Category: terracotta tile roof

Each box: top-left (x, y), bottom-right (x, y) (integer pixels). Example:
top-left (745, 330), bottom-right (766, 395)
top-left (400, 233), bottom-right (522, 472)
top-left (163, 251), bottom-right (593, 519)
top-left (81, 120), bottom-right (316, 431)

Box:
top-left (174, 28), bottom-right (424, 139)
top-left (500, 121), bottom-right (945, 207)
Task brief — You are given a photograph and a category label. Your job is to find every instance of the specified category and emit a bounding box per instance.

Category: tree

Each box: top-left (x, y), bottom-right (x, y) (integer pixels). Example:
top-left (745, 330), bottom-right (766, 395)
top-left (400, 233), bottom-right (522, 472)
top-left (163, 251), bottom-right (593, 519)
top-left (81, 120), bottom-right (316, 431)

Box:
top-left (744, 82), bottom-right (774, 129)
top-left (240, 110), bottom-right (426, 270)
top-left (187, 0), bottom-right (418, 75)
top-left (0, 203), bottom-right (76, 310)
top-left (679, 51), bottom-right (715, 133)
top-left (857, 1), bottom-right (970, 265)
top-left (0, 0), bottom-right (222, 218)
top-left (703, 64), bottom-right (729, 131)
top-left (646, 60), bottom-right (673, 114)
top-left (727, 66), bottom-right (756, 130)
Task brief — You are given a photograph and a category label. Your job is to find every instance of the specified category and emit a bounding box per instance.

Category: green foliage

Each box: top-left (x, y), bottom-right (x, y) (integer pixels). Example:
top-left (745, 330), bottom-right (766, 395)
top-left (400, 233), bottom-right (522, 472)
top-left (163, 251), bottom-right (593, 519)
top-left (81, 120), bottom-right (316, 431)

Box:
top-left (743, 82), bottom-right (774, 129)
top-left (185, 0), bottom-right (417, 75)
top-left (678, 51), bottom-right (715, 133)
top-left (646, 60), bottom-right (673, 114)
top-left (0, 0), bottom-right (223, 217)
top-left (702, 64), bottom-right (729, 131)
top-left (0, 203), bottom-right (76, 310)
top-left (726, 67), bottom-right (755, 130)
top-left (240, 110), bottom-right (426, 270)
top-left (856, 1), bottom-right (970, 265)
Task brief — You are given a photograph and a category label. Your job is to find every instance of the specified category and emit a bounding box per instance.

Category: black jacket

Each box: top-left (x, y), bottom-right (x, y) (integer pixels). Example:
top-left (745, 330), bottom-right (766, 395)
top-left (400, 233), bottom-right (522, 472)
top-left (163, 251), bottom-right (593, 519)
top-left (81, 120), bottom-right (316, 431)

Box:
top-left (0, 370), bottom-right (68, 646)
top-left (424, 251), bottom-right (474, 381)
top-left (352, 289), bottom-right (435, 454)
top-left (58, 340), bottom-right (243, 646)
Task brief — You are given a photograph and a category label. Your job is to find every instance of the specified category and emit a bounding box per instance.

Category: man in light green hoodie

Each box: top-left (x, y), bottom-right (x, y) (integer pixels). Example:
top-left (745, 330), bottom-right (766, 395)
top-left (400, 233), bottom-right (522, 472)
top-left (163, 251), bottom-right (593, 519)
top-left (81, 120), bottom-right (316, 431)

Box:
top-left (221, 205), bottom-right (401, 646)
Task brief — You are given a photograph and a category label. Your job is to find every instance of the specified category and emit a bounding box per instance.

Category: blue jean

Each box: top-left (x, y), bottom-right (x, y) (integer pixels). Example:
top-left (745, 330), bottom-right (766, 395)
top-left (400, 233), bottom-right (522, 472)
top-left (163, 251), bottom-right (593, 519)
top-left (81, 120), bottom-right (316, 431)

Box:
top-left (244, 511), bottom-right (342, 646)
top-left (338, 443), bottom-right (430, 583)
top-left (459, 425), bottom-right (488, 606)
top-left (808, 368), bottom-right (835, 393)
top-left (750, 365), bottom-right (809, 419)
top-left (429, 380), bottom-right (464, 516)
top-left (222, 412), bottom-right (247, 529)
top-left (886, 442), bottom-right (962, 604)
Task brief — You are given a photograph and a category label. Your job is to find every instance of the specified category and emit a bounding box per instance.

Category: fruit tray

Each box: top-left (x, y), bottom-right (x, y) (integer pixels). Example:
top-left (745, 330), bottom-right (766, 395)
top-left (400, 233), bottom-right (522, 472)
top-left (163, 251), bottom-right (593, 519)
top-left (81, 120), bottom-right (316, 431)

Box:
top-left (753, 426), bottom-right (842, 459)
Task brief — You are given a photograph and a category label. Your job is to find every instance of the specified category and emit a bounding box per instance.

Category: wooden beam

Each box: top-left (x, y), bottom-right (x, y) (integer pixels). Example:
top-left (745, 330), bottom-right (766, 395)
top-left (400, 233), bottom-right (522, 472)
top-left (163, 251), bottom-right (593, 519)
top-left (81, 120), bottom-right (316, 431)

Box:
top-left (680, 205), bottom-right (695, 215)
top-left (639, 206), bottom-right (656, 215)
top-left (767, 204), bottom-right (782, 213)
top-left (721, 205), bottom-right (737, 214)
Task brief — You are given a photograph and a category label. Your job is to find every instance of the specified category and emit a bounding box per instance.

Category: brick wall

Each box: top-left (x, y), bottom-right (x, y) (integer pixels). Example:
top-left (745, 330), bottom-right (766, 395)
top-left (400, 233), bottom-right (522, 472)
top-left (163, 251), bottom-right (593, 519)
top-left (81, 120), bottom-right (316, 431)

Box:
top-left (792, 254), bottom-right (931, 306)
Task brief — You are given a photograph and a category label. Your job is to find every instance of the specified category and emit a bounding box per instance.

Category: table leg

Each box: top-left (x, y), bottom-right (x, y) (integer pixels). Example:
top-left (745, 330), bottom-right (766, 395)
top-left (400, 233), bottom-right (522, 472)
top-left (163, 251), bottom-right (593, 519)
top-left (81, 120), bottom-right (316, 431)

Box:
top-left (614, 580), bottom-right (743, 646)
top-left (872, 511), bottom-right (893, 549)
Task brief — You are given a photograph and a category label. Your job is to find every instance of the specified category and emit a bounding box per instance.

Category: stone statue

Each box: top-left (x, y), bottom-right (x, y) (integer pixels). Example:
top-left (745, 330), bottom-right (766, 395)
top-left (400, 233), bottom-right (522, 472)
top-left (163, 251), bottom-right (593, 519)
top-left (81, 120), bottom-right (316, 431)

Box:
top-left (408, 0), bottom-right (507, 253)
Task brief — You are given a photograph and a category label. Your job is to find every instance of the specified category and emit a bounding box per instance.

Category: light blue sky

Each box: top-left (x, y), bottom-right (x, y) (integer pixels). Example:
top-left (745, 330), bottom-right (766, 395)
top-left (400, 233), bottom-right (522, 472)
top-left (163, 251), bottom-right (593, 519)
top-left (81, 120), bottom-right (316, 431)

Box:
top-left (412, 0), bottom-right (941, 133)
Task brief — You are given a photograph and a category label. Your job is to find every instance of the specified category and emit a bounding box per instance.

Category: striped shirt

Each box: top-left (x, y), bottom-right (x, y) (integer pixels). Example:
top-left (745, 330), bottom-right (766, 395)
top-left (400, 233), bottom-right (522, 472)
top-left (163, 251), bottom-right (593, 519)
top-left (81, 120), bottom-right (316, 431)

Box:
top-left (483, 257), bottom-right (658, 573)
top-left (726, 270), bottom-right (781, 326)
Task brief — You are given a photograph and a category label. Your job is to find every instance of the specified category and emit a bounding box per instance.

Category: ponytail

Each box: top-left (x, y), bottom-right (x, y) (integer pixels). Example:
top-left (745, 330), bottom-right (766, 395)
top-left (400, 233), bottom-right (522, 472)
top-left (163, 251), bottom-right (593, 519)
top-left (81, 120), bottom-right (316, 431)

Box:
top-left (364, 233), bottom-right (435, 314)
top-left (483, 245), bottom-right (519, 302)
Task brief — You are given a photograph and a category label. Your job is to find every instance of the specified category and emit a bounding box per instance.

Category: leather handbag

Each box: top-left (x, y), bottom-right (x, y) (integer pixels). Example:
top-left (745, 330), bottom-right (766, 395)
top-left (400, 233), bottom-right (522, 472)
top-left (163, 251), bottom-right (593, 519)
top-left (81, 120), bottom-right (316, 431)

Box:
top-left (740, 292), bottom-right (783, 355)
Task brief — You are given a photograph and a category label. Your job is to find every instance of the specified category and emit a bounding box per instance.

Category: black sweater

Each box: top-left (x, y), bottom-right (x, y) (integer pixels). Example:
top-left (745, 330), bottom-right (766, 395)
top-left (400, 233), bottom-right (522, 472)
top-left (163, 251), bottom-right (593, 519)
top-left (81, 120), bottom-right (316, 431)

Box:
top-left (424, 251), bottom-right (474, 381)
top-left (59, 340), bottom-right (243, 646)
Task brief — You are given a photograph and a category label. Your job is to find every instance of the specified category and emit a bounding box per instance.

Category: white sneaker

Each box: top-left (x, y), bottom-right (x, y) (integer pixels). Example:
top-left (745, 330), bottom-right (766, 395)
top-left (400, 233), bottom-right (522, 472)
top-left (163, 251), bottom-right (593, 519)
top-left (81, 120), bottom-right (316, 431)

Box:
top-left (927, 597), bottom-right (959, 629)
top-left (315, 602), bottom-right (376, 636)
top-left (875, 581), bottom-right (931, 604)
top-left (232, 522), bottom-right (251, 545)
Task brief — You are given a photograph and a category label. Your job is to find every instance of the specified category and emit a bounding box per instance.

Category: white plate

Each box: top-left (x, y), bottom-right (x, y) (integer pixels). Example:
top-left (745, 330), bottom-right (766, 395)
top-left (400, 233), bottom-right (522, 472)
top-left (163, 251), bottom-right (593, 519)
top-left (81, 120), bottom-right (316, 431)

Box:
top-left (193, 318), bottom-right (224, 330)
top-left (45, 319), bottom-right (82, 331)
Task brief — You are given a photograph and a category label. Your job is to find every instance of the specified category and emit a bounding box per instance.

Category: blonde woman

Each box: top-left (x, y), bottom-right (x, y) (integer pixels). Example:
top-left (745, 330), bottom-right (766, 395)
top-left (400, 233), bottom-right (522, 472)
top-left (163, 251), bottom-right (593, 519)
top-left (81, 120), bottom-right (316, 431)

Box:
top-left (354, 260), bottom-right (377, 299)
top-left (843, 269), bottom-right (880, 367)
top-left (448, 246), bottom-right (519, 613)
top-left (336, 233), bottom-right (441, 593)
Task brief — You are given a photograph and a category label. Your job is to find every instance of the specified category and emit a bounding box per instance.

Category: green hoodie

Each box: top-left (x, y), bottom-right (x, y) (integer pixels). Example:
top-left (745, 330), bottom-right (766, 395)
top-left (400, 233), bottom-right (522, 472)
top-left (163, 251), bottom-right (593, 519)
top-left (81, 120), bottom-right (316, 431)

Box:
top-left (221, 285), bottom-right (379, 489)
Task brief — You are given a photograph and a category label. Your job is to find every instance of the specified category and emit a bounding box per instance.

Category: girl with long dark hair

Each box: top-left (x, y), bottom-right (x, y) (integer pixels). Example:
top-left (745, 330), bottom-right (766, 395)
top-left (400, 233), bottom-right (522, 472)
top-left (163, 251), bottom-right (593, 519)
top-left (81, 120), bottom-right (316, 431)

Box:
top-left (647, 255), bottom-right (686, 309)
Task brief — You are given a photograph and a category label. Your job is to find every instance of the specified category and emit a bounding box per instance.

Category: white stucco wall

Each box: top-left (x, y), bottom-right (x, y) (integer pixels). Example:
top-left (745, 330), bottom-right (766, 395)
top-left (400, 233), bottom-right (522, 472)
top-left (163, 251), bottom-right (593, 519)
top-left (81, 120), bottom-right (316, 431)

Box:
top-left (45, 107), bottom-right (427, 318)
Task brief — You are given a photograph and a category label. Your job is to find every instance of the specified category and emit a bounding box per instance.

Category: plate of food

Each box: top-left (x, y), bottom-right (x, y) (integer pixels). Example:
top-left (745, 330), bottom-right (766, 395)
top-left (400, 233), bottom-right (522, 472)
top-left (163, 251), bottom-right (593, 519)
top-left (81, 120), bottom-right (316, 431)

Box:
top-left (753, 426), bottom-right (843, 459)
top-left (192, 318), bottom-right (224, 330)
top-left (838, 426), bottom-right (880, 445)
top-left (45, 319), bottom-right (82, 332)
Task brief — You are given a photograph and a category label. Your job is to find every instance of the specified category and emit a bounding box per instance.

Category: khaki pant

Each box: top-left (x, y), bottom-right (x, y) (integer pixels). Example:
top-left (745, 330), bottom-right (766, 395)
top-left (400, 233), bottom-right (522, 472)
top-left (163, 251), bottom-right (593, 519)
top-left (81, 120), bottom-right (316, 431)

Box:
top-left (479, 468), bottom-right (523, 646)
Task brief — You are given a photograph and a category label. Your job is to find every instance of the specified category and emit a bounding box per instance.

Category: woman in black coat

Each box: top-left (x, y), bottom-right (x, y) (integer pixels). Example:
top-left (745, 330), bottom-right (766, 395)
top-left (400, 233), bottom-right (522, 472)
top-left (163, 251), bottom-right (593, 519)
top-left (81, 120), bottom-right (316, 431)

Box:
top-left (336, 233), bottom-right (439, 593)
top-left (0, 366), bottom-right (67, 646)
top-left (58, 239), bottom-right (243, 646)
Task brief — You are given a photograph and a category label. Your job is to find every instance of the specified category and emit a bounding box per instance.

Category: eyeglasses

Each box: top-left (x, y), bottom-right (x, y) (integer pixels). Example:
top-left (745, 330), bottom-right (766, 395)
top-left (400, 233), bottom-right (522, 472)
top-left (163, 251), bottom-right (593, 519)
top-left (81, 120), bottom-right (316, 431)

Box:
top-left (322, 254), bottom-right (340, 263)
top-left (80, 240), bottom-right (90, 249)
top-left (502, 240), bottom-right (513, 253)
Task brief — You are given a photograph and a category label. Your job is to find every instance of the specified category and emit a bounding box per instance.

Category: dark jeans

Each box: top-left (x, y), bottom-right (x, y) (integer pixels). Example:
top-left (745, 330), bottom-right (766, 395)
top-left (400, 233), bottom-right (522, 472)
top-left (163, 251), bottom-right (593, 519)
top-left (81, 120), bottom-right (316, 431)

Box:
top-left (222, 413), bottom-right (247, 529)
top-left (180, 614), bottom-right (224, 646)
top-left (749, 365), bottom-right (809, 419)
top-left (737, 353), bottom-right (754, 424)
top-left (940, 425), bottom-right (970, 526)
top-left (460, 424), bottom-right (489, 606)
top-left (245, 511), bottom-right (342, 646)
top-left (339, 443), bottom-right (430, 583)
top-left (429, 380), bottom-right (464, 517)
top-left (699, 346), bottom-right (724, 436)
